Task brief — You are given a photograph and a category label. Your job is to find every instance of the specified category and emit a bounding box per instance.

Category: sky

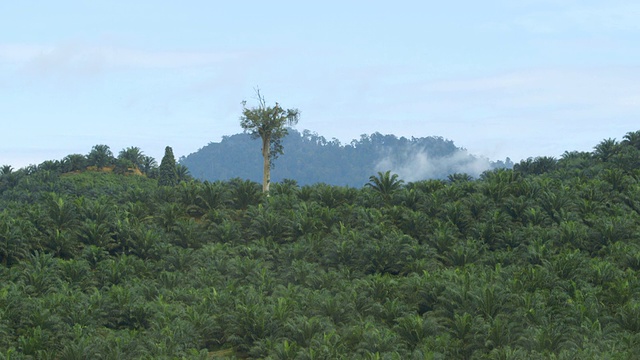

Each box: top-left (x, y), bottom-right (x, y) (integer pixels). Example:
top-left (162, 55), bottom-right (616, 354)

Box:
top-left (1, 1), bottom-right (640, 169)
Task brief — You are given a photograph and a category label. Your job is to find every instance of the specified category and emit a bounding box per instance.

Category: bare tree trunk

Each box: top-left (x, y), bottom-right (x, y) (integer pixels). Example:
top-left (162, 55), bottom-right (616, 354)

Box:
top-left (262, 136), bottom-right (270, 193)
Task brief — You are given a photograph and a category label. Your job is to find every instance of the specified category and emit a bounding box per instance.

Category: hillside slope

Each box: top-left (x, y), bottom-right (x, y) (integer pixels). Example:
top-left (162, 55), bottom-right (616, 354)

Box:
top-left (1, 131), bottom-right (640, 358)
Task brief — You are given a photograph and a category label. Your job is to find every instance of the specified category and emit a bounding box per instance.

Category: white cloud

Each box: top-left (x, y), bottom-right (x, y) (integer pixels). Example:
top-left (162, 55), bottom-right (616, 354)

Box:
top-left (375, 148), bottom-right (492, 181)
top-left (0, 44), bottom-right (44, 62)
top-left (0, 42), bottom-right (249, 77)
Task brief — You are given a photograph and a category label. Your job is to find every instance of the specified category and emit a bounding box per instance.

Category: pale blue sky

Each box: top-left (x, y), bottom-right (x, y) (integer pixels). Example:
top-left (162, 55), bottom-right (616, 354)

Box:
top-left (2, 1), bottom-right (639, 168)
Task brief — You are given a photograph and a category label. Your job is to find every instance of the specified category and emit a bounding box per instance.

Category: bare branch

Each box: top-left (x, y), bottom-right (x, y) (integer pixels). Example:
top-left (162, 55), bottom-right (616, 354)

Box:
top-left (253, 86), bottom-right (266, 109)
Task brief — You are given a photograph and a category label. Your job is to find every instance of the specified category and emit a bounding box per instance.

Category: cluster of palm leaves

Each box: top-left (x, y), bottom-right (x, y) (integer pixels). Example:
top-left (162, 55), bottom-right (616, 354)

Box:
top-left (1, 131), bottom-right (640, 359)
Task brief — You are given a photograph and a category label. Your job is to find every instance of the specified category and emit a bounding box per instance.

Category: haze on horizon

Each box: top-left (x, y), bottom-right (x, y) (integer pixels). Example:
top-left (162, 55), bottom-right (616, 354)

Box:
top-left (1, 1), bottom-right (639, 169)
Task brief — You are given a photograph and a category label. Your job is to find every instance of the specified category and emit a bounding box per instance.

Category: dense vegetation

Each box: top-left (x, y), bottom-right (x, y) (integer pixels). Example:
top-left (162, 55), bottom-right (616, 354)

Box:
top-left (180, 129), bottom-right (513, 187)
top-left (1, 131), bottom-right (640, 358)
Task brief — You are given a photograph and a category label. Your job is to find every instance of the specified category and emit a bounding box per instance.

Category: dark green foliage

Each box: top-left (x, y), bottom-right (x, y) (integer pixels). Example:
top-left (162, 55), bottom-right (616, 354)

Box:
top-left (113, 158), bottom-right (135, 175)
top-left (240, 91), bottom-right (300, 166)
top-left (0, 165), bottom-right (12, 175)
top-left (176, 163), bottom-right (192, 183)
top-left (158, 146), bottom-right (178, 186)
top-left (514, 156), bottom-right (557, 175)
top-left (1, 130), bottom-right (640, 358)
top-left (61, 154), bottom-right (87, 172)
top-left (593, 138), bottom-right (620, 162)
top-left (140, 155), bottom-right (159, 176)
top-left (86, 144), bottom-right (114, 169)
top-left (118, 146), bottom-right (144, 170)
top-left (366, 170), bottom-right (405, 204)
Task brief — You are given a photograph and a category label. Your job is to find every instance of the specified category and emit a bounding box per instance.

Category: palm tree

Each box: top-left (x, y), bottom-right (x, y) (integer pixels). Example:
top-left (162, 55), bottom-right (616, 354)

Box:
top-left (593, 138), bottom-right (619, 162)
top-left (230, 178), bottom-right (263, 210)
top-left (366, 171), bottom-right (404, 204)
top-left (44, 193), bottom-right (79, 232)
top-left (622, 130), bottom-right (640, 150)
top-left (195, 181), bottom-right (230, 212)
top-left (87, 144), bottom-right (114, 169)
top-left (175, 164), bottom-right (192, 183)
top-left (479, 168), bottom-right (520, 203)
top-left (247, 204), bottom-right (292, 242)
top-left (37, 160), bottom-right (62, 173)
top-left (139, 155), bottom-right (158, 176)
top-left (61, 154), bottom-right (87, 172)
top-left (283, 315), bottom-right (328, 348)
top-left (1, 164), bottom-right (13, 175)
top-left (448, 173), bottom-right (473, 183)
top-left (601, 168), bottom-right (630, 192)
top-left (118, 147), bottom-right (144, 170)
top-left (514, 156), bottom-right (557, 175)
top-left (0, 212), bottom-right (31, 266)
top-left (394, 314), bottom-right (434, 351)
top-left (77, 220), bottom-right (115, 250)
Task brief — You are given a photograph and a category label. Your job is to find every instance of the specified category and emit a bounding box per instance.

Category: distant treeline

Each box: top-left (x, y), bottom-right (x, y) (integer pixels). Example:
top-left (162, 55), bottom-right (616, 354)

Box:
top-left (180, 129), bottom-right (513, 187)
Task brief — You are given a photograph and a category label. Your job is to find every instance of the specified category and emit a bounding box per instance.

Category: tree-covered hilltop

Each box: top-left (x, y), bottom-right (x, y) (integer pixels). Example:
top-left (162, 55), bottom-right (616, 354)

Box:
top-left (0, 144), bottom-right (192, 196)
top-left (1, 130), bottom-right (640, 358)
top-left (179, 129), bottom-right (513, 187)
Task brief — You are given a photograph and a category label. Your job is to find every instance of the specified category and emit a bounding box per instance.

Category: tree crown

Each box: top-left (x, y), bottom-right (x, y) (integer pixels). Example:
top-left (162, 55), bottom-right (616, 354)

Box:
top-left (240, 89), bottom-right (299, 164)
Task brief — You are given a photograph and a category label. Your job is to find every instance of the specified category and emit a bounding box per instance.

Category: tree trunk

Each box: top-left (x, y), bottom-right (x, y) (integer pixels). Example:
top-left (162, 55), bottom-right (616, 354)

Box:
top-left (262, 136), bottom-right (270, 193)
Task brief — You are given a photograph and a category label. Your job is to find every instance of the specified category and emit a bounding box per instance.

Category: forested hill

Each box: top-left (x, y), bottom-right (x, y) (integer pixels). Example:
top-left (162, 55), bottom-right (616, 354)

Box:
top-left (180, 129), bottom-right (513, 187)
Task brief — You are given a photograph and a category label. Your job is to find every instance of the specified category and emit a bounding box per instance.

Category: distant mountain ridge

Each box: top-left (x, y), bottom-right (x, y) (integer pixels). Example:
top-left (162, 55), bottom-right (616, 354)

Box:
top-left (180, 129), bottom-right (512, 187)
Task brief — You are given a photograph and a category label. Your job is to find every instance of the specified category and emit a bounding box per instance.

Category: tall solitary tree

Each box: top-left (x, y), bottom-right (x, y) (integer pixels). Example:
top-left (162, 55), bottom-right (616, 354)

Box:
top-left (158, 146), bottom-right (178, 186)
top-left (240, 89), bottom-right (299, 193)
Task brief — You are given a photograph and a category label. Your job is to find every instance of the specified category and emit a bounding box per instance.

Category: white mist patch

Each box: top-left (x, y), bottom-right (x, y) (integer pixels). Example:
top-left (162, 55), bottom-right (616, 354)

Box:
top-left (375, 148), bottom-right (492, 181)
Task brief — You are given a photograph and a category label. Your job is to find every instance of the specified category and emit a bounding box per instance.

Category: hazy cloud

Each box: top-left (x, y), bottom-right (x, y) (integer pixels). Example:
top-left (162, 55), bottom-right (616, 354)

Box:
top-left (375, 147), bottom-right (492, 182)
top-left (511, 3), bottom-right (640, 34)
top-left (425, 68), bottom-right (640, 117)
top-left (0, 42), bottom-right (248, 77)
